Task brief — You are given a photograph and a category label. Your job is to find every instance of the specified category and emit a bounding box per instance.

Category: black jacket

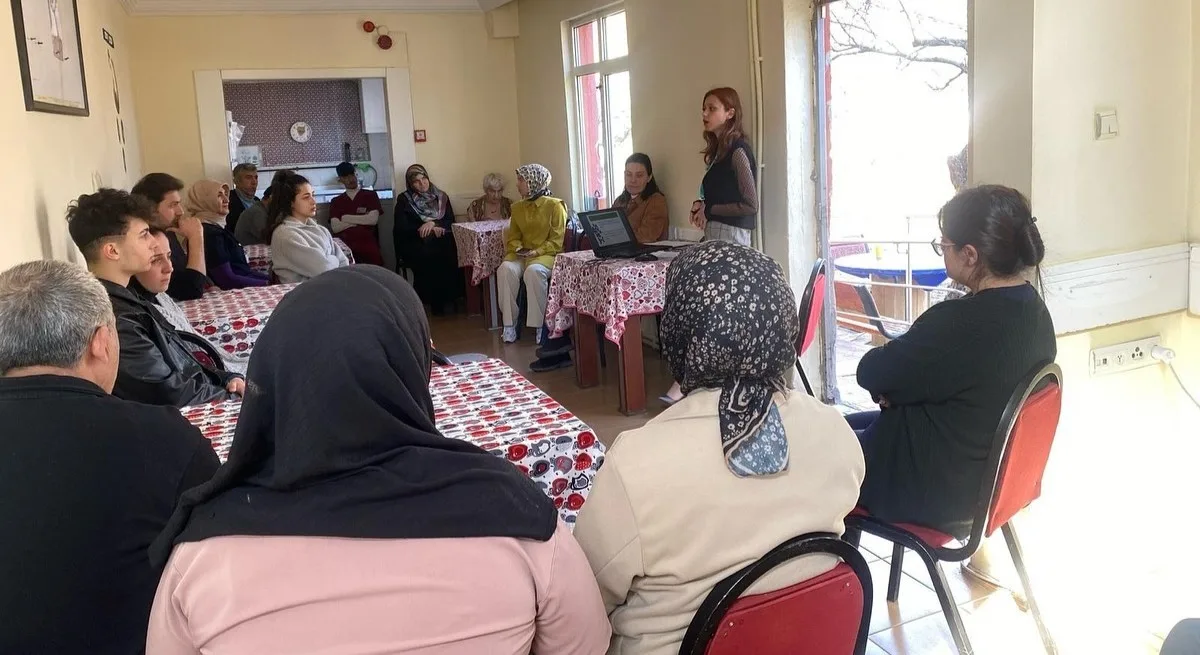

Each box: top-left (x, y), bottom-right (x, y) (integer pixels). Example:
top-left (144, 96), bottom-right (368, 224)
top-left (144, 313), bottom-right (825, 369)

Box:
top-left (227, 191), bottom-right (250, 234)
top-left (100, 278), bottom-right (239, 407)
top-left (0, 374), bottom-right (220, 655)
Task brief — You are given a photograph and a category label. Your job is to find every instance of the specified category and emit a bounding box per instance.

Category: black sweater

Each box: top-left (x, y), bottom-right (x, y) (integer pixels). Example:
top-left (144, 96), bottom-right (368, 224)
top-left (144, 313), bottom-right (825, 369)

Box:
top-left (856, 284), bottom-right (1056, 538)
top-left (0, 375), bottom-right (219, 654)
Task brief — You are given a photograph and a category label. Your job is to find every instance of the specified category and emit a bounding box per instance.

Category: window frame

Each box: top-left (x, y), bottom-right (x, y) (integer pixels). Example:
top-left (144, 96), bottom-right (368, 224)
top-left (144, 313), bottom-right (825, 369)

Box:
top-left (564, 6), bottom-right (630, 210)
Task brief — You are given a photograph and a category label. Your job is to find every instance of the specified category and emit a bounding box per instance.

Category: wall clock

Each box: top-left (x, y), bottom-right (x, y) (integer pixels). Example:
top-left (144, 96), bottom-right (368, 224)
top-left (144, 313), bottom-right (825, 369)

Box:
top-left (289, 121), bottom-right (312, 143)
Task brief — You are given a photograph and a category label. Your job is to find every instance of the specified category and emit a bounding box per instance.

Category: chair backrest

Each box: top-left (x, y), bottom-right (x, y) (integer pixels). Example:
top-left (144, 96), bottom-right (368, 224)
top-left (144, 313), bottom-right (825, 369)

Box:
top-left (967, 361), bottom-right (1064, 541)
top-left (795, 259), bottom-right (827, 357)
top-left (680, 533), bottom-right (872, 655)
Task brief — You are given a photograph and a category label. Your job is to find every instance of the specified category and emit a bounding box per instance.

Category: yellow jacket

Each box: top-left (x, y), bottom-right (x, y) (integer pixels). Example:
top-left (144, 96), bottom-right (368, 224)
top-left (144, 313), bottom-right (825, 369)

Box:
top-left (505, 196), bottom-right (567, 269)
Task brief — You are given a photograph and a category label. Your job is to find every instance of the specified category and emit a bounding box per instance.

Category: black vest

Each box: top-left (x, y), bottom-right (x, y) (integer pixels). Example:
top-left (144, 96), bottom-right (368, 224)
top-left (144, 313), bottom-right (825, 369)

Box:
top-left (701, 138), bottom-right (758, 229)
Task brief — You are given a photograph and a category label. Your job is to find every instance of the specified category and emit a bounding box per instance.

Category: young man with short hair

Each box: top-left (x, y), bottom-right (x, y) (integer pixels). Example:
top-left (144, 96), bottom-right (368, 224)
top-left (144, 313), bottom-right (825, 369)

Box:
top-left (131, 230), bottom-right (248, 375)
top-left (229, 163), bottom-right (260, 234)
top-left (329, 161), bottom-right (384, 265)
top-left (0, 259), bottom-right (219, 654)
top-left (67, 188), bottom-right (242, 407)
top-left (132, 172), bottom-right (210, 300)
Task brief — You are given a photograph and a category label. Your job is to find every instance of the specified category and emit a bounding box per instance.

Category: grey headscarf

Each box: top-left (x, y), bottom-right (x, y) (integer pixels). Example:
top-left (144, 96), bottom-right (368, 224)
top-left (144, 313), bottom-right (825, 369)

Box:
top-left (660, 241), bottom-right (800, 477)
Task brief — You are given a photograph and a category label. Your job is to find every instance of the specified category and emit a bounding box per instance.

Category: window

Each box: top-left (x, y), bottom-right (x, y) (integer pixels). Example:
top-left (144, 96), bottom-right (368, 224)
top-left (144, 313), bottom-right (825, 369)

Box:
top-left (567, 9), bottom-right (631, 211)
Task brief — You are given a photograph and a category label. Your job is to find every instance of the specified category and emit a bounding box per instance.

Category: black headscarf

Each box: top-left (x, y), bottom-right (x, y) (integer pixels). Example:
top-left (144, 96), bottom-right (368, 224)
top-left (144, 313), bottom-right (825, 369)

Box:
top-left (151, 265), bottom-right (557, 567)
top-left (659, 241), bottom-right (800, 478)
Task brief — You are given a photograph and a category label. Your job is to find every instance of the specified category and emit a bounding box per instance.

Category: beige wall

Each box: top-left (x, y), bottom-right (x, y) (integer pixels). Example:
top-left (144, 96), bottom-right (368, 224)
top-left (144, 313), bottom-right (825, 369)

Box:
top-left (0, 0), bottom-right (142, 269)
top-left (1032, 0), bottom-right (1192, 264)
top-left (1191, 0), bottom-right (1200, 242)
top-left (514, 0), bottom-right (752, 229)
top-left (126, 12), bottom-right (520, 194)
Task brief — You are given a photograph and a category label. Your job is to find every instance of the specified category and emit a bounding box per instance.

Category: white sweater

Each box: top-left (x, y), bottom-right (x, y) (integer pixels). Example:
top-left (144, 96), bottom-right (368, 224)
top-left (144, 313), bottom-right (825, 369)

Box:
top-left (270, 217), bottom-right (350, 284)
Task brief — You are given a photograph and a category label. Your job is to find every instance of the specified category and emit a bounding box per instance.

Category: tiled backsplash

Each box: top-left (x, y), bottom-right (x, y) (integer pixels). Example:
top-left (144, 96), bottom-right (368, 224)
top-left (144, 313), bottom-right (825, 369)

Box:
top-left (224, 80), bottom-right (370, 167)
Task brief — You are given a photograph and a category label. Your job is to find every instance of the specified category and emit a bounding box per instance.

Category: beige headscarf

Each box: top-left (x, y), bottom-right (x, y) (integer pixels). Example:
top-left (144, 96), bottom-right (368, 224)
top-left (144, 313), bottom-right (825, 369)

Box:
top-left (186, 179), bottom-right (231, 228)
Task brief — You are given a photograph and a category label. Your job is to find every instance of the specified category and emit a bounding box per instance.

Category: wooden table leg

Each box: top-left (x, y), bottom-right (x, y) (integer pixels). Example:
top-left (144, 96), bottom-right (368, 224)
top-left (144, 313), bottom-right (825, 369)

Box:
top-left (618, 316), bottom-right (646, 415)
top-left (482, 275), bottom-right (499, 330)
top-left (465, 270), bottom-right (482, 316)
top-left (574, 313), bottom-right (600, 388)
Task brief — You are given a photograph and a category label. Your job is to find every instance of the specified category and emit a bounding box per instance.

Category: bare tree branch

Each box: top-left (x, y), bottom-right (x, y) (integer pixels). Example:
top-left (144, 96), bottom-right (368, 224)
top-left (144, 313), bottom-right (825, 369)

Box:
top-left (828, 0), bottom-right (968, 89)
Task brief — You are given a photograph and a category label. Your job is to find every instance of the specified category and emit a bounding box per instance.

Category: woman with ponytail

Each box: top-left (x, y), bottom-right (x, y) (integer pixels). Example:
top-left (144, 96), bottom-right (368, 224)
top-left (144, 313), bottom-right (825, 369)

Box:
top-left (846, 185), bottom-right (1056, 538)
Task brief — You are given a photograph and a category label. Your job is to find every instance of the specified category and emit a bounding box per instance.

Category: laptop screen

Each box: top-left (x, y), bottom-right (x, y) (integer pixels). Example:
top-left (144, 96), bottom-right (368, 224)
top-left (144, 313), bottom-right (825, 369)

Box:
top-left (587, 210), bottom-right (632, 248)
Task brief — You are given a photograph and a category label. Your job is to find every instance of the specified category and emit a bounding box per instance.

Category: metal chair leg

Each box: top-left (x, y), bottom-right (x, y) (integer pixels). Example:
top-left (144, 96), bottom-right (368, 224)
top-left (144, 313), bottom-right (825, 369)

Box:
top-left (921, 548), bottom-right (974, 655)
top-left (887, 543), bottom-right (905, 602)
top-left (797, 362), bottom-right (814, 396)
top-left (1002, 523), bottom-right (1058, 655)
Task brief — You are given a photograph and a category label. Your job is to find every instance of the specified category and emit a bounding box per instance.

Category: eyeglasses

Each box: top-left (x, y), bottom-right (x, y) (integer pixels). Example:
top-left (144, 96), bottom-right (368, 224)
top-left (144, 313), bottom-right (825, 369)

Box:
top-left (931, 238), bottom-right (953, 256)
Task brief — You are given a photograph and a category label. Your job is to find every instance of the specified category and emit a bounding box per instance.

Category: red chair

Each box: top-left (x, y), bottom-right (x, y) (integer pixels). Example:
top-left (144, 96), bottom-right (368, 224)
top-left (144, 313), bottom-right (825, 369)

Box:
top-left (679, 532), bottom-right (873, 655)
top-left (794, 258), bottom-right (827, 396)
top-left (845, 361), bottom-right (1064, 655)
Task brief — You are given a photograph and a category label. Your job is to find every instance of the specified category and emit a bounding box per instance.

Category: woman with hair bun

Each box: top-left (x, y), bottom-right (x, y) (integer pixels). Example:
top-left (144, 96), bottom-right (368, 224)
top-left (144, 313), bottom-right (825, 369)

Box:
top-left (846, 184), bottom-right (1056, 538)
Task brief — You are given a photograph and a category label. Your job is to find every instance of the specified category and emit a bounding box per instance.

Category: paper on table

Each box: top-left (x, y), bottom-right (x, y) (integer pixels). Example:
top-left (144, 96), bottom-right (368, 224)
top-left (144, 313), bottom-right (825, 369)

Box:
top-left (647, 240), bottom-right (700, 249)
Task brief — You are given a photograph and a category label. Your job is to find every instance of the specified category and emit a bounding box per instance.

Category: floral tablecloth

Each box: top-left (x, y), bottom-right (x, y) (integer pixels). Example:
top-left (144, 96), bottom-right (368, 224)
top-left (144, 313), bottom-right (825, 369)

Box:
top-left (244, 239), bottom-right (355, 275)
top-left (179, 284), bottom-right (297, 363)
top-left (452, 220), bottom-right (508, 286)
top-left (181, 359), bottom-right (605, 526)
top-left (545, 250), bottom-right (671, 344)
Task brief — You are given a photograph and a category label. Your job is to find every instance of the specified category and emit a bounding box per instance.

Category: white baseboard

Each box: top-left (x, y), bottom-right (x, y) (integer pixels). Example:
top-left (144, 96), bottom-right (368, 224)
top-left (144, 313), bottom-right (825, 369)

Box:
top-left (1043, 243), bottom-right (1191, 335)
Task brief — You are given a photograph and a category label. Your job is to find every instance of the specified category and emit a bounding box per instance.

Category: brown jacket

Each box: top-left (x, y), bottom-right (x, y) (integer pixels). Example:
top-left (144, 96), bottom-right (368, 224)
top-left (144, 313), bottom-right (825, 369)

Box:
top-left (615, 192), bottom-right (668, 244)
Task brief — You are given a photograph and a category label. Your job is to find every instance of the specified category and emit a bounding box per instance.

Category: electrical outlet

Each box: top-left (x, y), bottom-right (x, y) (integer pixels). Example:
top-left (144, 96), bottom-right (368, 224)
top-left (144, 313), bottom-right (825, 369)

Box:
top-left (1089, 336), bottom-right (1162, 376)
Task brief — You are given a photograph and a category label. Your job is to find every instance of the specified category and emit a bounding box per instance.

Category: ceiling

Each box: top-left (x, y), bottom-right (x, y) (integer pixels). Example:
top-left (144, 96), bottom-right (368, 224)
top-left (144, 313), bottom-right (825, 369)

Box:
top-left (119, 0), bottom-right (515, 14)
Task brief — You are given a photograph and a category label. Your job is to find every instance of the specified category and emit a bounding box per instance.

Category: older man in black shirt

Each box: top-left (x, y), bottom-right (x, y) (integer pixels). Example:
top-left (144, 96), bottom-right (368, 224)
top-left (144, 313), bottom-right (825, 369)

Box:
top-left (0, 260), bottom-right (220, 654)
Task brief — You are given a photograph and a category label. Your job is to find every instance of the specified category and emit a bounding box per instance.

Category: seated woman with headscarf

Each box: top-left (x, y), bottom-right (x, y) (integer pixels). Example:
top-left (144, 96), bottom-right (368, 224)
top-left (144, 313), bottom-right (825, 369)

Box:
top-left (187, 179), bottom-right (268, 290)
top-left (146, 266), bottom-right (610, 654)
top-left (573, 241), bottom-right (865, 655)
top-left (395, 164), bottom-right (463, 315)
top-left (498, 164), bottom-right (566, 344)
top-left (465, 173), bottom-right (513, 222)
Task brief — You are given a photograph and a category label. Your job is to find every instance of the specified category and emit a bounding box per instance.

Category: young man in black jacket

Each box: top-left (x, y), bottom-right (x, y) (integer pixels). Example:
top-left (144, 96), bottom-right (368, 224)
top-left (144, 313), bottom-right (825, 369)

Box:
top-left (0, 259), bottom-right (220, 655)
top-left (67, 188), bottom-right (244, 407)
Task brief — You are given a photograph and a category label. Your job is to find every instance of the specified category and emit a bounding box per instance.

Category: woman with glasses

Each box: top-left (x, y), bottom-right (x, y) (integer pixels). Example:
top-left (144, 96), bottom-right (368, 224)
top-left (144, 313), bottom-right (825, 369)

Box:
top-left (846, 185), bottom-right (1056, 539)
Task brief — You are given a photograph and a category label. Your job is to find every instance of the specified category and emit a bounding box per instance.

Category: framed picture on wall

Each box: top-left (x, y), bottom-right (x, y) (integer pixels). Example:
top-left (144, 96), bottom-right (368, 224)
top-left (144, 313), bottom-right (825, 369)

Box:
top-left (10, 0), bottom-right (89, 116)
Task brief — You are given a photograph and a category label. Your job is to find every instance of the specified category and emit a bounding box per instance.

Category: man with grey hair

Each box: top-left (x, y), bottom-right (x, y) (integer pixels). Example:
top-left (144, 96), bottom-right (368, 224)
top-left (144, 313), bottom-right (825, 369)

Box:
top-left (0, 260), bottom-right (219, 654)
top-left (228, 162), bottom-right (260, 235)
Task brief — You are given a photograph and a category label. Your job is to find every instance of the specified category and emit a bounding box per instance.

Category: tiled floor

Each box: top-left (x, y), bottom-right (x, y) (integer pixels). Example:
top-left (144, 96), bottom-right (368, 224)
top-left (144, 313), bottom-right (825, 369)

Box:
top-left (432, 312), bottom-right (1173, 654)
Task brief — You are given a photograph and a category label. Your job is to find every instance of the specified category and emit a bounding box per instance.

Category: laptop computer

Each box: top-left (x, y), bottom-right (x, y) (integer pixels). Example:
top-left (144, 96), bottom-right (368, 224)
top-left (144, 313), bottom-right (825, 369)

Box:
top-left (577, 207), bottom-right (661, 259)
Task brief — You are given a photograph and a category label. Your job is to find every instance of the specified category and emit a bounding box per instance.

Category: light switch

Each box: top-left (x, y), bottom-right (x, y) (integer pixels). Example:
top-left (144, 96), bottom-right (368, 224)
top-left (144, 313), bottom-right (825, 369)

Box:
top-left (1094, 109), bottom-right (1119, 140)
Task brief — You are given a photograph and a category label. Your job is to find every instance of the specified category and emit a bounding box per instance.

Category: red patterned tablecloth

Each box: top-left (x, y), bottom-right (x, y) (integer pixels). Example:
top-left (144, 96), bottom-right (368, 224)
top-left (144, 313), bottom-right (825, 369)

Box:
top-left (545, 251), bottom-right (671, 344)
top-left (244, 239), bottom-right (355, 275)
top-left (452, 220), bottom-right (509, 286)
top-left (181, 359), bottom-right (605, 526)
top-left (179, 284), bottom-right (297, 363)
